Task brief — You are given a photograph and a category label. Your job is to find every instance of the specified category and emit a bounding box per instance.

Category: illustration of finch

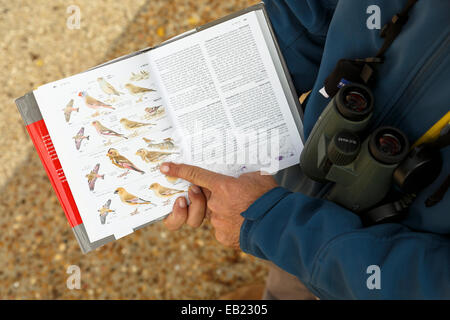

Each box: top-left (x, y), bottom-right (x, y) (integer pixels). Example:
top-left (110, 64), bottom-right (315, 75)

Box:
top-left (85, 163), bottom-right (104, 191)
top-left (114, 187), bottom-right (155, 206)
top-left (129, 71), bottom-right (149, 81)
top-left (63, 99), bottom-right (79, 122)
top-left (73, 127), bottom-right (89, 150)
top-left (97, 77), bottom-right (123, 96)
top-left (125, 83), bottom-right (155, 94)
top-left (135, 148), bottom-right (178, 163)
top-left (143, 137), bottom-right (175, 150)
top-left (78, 91), bottom-right (115, 110)
top-left (120, 118), bottom-right (154, 130)
top-left (98, 199), bottom-right (114, 224)
top-left (149, 183), bottom-right (184, 198)
top-left (165, 176), bottom-right (179, 184)
top-left (125, 83), bottom-right (156, 101)
top-left (107, 148), bottom-right (145, 176)
top-left (92, 120), bottom-right (128, 139)
top-left (144, 106), bottom-right (164, 118)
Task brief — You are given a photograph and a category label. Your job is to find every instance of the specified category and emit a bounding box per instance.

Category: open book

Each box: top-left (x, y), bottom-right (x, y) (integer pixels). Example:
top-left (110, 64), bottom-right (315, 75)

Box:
top-left (15, 3), bottom-right (304, 253)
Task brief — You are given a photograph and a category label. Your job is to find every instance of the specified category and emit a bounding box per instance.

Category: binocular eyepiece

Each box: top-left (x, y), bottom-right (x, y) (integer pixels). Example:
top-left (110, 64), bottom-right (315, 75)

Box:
top-left (300, 83), bottom-right (409, 213)
top-left (336, 85), bottom-right (373, 121)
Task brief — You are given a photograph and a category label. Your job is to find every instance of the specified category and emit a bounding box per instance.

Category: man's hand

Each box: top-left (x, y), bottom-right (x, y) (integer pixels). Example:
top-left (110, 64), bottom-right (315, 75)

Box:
top-left (160, 162), bottom-right (278, 249)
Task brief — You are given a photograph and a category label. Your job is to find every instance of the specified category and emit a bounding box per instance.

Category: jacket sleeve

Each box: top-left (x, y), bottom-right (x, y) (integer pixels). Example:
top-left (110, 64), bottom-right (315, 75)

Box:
top-left (263, 0), bottom-right (338, 94)
top-left (240, 187), bottom-right (450, 299)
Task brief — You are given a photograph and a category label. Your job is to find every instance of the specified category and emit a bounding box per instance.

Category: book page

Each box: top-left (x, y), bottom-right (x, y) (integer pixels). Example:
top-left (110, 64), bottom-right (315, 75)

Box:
top-left (34, 53), bottom-right (188, 243)
top-left (149, 10), bottom-right (303, 176)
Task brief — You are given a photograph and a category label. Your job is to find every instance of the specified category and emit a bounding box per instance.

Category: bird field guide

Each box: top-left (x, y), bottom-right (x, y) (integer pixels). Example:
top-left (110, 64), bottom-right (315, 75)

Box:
top-left (15, 4), bottom-right (304, 253)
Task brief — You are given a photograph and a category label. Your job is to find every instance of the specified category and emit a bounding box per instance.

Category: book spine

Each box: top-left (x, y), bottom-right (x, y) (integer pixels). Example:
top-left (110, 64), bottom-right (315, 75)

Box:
top-left (26, 119), bottom-right (83, 228)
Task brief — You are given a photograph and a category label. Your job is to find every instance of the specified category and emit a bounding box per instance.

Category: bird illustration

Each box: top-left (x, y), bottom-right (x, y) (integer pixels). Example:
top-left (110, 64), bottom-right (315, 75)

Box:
top-left (149, 183), bottom-right (184, 198)
top-left (114, 187), bottom-right (155, 206)
top-left (125, 83), bottom-right (156, 101)
top-left (85, 163), bottom-right (104, 191)
top-left (143, 137), bottom-right (175, 150)
top-left (73, 127), bottom-right (89, 150)
top-left (120, 118), bottom-right (154, 130)
top-left (130, 70), bottom-right (149, 81)
top-left (107, 148), bottom-right (145, 176)
top-left (135, 148), bottom-right (178, 163)
top-left (97, 77), bottom-right (123, 96)
top-left (98, 199), bottom-right (114, 224)
top-left (125, 83), bottom-right (155, 94)
top-left (92, 120), bottom-right (128, 139)
top-left (78, 91), bottom-right (115, 110)
top-left (166, 176), bottom-right (179, 184)
top-left (144, 106), bottom-right (164, 118)
top-left (63, 99), bottom-right (79, 122)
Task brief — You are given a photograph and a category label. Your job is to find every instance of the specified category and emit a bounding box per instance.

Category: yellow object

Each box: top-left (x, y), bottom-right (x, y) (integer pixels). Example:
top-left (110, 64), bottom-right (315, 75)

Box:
top-left (157, 26), bottom-right (165, 37)
top-left (300, 90), bottom-right (311, 104)
top-left (187, 16), bottom-right (199, 26)
top-left (412, 111), bottom-right (450, 148)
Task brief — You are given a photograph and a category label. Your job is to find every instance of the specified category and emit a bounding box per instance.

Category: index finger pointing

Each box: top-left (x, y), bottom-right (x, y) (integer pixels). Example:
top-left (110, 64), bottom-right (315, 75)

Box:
top-left (160, 162), bottom-right (223, 190)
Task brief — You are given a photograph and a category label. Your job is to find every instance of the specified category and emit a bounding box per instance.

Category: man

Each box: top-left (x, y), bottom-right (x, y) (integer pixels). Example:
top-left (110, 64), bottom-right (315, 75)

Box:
top-left (160, 0), bottom-right (450, 299)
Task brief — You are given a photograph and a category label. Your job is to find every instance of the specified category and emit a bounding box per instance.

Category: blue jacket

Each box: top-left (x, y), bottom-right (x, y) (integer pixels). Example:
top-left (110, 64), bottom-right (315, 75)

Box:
top-left (240, 0), bottom-right (450, 299)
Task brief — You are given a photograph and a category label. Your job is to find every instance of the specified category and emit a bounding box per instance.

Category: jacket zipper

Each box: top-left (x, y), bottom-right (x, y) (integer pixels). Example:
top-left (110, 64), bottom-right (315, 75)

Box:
top-left (372, 33), bottom-right (450, 132)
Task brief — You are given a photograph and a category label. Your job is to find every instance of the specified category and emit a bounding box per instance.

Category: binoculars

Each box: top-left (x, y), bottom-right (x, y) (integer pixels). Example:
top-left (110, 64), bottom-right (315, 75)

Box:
top-left (300, 83), bottom-right (409, 213)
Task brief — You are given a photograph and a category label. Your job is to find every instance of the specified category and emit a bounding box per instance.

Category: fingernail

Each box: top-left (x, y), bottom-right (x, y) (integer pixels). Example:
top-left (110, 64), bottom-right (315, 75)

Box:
top-left (190, 185), bottom-right (201, 194)
top-left (160, 163), bottom-right (170, 173)
top-left (178, 197), bottom-right (186, 208)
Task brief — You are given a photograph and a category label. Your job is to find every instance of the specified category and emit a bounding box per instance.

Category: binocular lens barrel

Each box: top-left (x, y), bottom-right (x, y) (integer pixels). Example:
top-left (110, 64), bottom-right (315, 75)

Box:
top-left (369, 127), bottom-right (409, 165)
top-left (300, 83), bottom-right (374, 182)
top-left (336, 85), bottom-right (373, 121)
